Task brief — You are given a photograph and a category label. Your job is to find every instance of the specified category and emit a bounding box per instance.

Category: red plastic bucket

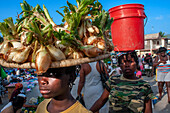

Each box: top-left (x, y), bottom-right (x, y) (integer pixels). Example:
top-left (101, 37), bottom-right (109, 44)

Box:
top-left (109, 4), bottom-right (146, 51)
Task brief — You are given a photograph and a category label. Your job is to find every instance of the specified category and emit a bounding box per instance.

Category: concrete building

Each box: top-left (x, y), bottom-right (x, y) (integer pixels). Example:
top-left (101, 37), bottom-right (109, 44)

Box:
top-left (137, 33), bottom-right (169, 55)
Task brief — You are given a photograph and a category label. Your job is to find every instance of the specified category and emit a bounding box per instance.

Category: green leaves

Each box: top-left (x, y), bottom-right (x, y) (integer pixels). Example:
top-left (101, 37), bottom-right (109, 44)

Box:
top-left (53, 30), bottom-right (82, 50)
top-left (92, 10), bottom-right (113, 37)
top-left (67, 1), bottom-right (76, 13)
top-left (4, 17), bottom-right (17, 35)
top-left (26, 32), bottom-right (33, 44)
top-left (105, 17), bottom-right (113, 31)
top-left (20, 0), bottom-right (32, 17)
top-left (100, 11), bottom-right (108, 28)
top-left (0, 0), bottom-right (113, 53)
top-left (56, 0), bottom-right (97, 32)
top-left (43, 4), bottom-right (56, 27)
top-left (77, 0), bottom-right (94, 13)
top-left (0, 18), bottom-right (19, 40)
top-left (56, 10), bottom-right (64, 17)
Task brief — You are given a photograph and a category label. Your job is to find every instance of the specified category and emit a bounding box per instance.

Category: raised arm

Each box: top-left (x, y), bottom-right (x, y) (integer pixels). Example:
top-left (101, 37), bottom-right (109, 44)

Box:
top-left (153, 56), bottom-right (163, 67)
top-left (153, 56), bottom-right (166, 67)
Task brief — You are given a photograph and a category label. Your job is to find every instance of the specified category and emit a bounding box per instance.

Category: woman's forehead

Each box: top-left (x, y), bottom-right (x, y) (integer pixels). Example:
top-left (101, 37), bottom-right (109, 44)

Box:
top-left (120, 54), bottom-right (135, 63)
top-left (122, 54), bottom-right (132, 60)
top-left (160, 51), bottom-right (165, 54)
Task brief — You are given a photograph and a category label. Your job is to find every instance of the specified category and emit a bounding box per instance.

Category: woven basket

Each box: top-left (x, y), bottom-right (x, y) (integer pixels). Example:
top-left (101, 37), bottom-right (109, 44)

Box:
top-left (0, 53), bottom-right (111, 69)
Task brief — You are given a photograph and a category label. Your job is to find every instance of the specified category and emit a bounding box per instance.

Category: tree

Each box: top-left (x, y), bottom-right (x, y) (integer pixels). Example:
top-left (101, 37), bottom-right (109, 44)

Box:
top-left (159, 31), bottom-right (166, 37)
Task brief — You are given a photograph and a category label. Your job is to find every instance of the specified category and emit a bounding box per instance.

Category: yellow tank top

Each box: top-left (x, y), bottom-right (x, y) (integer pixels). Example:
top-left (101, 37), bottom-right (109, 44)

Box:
top-left (35, 99), bottom-right (92, 113)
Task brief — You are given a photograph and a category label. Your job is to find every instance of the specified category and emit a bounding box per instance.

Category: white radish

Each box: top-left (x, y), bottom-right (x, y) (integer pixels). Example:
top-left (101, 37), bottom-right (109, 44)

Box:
top-left (97, 41), bottom-right (105, 50)
top-left (0, 41), bottom-right (13, 58)
top-left (20, 32), bottom-right (27, 45)
top-left (93, 26), bottom-right (100, 34)
top-left (35, 45), bottom-right (51, 74)
top-left (5, 49), bottom-right (18, 62)
top-left (73, 51), bottom-right (84, 59)
top-left (82, 45), bottom-right (103, 57)
top-left (11, 41), bottom-right (24, 49)
top-left (46, 45), bottom-right (66, 61)
top-left (12, 46), bottom-right (31, 63)
top-left (87, 36), bottom-right (98, 45)
top-left (87, 27), bottom-right (95, 33)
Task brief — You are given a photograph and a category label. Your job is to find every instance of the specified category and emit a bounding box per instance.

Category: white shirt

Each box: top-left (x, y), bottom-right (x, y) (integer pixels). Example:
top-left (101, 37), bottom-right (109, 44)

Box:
top-left (112, 58), bottom-right (117, 64)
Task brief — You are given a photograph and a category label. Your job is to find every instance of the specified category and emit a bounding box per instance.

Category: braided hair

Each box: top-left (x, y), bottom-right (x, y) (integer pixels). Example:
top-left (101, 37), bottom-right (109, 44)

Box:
top-left (158, 47), bottom-right (167, 53)
top-left (118, 51), bottom-right (139, 67)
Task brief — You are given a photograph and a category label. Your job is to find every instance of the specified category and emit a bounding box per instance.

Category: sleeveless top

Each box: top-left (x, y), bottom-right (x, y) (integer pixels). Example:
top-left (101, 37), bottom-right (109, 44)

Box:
top-left (157, 55), bottom-right (170, 73)
top-left (84, 62), bottom-right (103, 87)
top-left (82, 62), bottom-right (104, 109)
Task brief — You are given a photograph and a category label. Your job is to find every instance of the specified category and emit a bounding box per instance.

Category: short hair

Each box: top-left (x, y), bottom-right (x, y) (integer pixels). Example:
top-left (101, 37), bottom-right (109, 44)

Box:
top-left (41, 66), bottom-right (78, 85)
top-left (158, 47), bottom-right (167, 53)
top-left (12, 95), bottom-right (26, 111)
top-left (118, 52), bottom-right (139, 67)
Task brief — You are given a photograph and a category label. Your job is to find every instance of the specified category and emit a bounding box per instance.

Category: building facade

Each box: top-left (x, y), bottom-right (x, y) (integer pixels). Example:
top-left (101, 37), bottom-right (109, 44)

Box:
top-left (137, 33), bottom-right (169, 55)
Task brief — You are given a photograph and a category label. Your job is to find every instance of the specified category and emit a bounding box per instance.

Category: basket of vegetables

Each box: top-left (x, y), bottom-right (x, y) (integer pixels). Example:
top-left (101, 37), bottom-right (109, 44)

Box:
top-left (0, 0), bottom-right (114, 74)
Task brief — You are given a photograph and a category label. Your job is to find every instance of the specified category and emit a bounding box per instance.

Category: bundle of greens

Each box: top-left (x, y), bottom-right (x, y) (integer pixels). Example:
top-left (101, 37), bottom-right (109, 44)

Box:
top-left (0, 0), bottom-right (114, 73)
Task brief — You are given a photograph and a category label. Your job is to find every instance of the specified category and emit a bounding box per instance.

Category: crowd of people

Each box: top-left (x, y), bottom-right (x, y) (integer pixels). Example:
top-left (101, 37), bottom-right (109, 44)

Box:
top-left (1, 68), bottom-right (34, 85)
top-left (1, 47), bottom-right (170, 113)
top-left (34, 51), bottom-right (153, 113)
top-left (0, 68), bottom-right (36, 109)
top-left (69, 47), bottom-right (170, 113)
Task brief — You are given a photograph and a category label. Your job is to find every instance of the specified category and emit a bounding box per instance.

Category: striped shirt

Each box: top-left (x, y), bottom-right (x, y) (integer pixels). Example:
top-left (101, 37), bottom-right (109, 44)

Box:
top-left (157, 56), bottom-right (170, 73)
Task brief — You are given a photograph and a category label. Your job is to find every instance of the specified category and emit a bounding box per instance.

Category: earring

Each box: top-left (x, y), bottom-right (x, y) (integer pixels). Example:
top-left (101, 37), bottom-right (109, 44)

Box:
top-left (69, 82), bottom-right (73, 89)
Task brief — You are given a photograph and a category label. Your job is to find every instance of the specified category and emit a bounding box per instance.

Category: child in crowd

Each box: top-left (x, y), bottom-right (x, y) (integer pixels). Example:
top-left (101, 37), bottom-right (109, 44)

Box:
top-left (36, 67), bottom-right (92, 113)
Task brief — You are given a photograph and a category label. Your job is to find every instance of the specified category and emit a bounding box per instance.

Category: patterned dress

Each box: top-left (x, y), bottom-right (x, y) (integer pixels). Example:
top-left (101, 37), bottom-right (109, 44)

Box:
top-left (157, 55), bottom-right (170, 82)
top-left (106, 75), bottom-right (153, 113)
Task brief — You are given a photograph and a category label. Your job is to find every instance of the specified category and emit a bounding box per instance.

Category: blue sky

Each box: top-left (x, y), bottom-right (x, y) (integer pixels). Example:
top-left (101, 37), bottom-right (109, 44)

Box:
top-left (0, 0), bottom-right (170, 35)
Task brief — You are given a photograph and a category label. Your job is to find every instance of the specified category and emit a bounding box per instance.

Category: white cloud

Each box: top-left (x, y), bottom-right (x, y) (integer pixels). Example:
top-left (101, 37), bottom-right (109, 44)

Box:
top-left (155, 15), bottom-right (163, 20)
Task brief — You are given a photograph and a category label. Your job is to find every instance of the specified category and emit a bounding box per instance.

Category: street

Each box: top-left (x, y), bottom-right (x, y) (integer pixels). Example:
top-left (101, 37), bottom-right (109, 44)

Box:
top-left (143, 76), bottom-right (170, 113)
top-left (0, 76), bottom-right (170, 113)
